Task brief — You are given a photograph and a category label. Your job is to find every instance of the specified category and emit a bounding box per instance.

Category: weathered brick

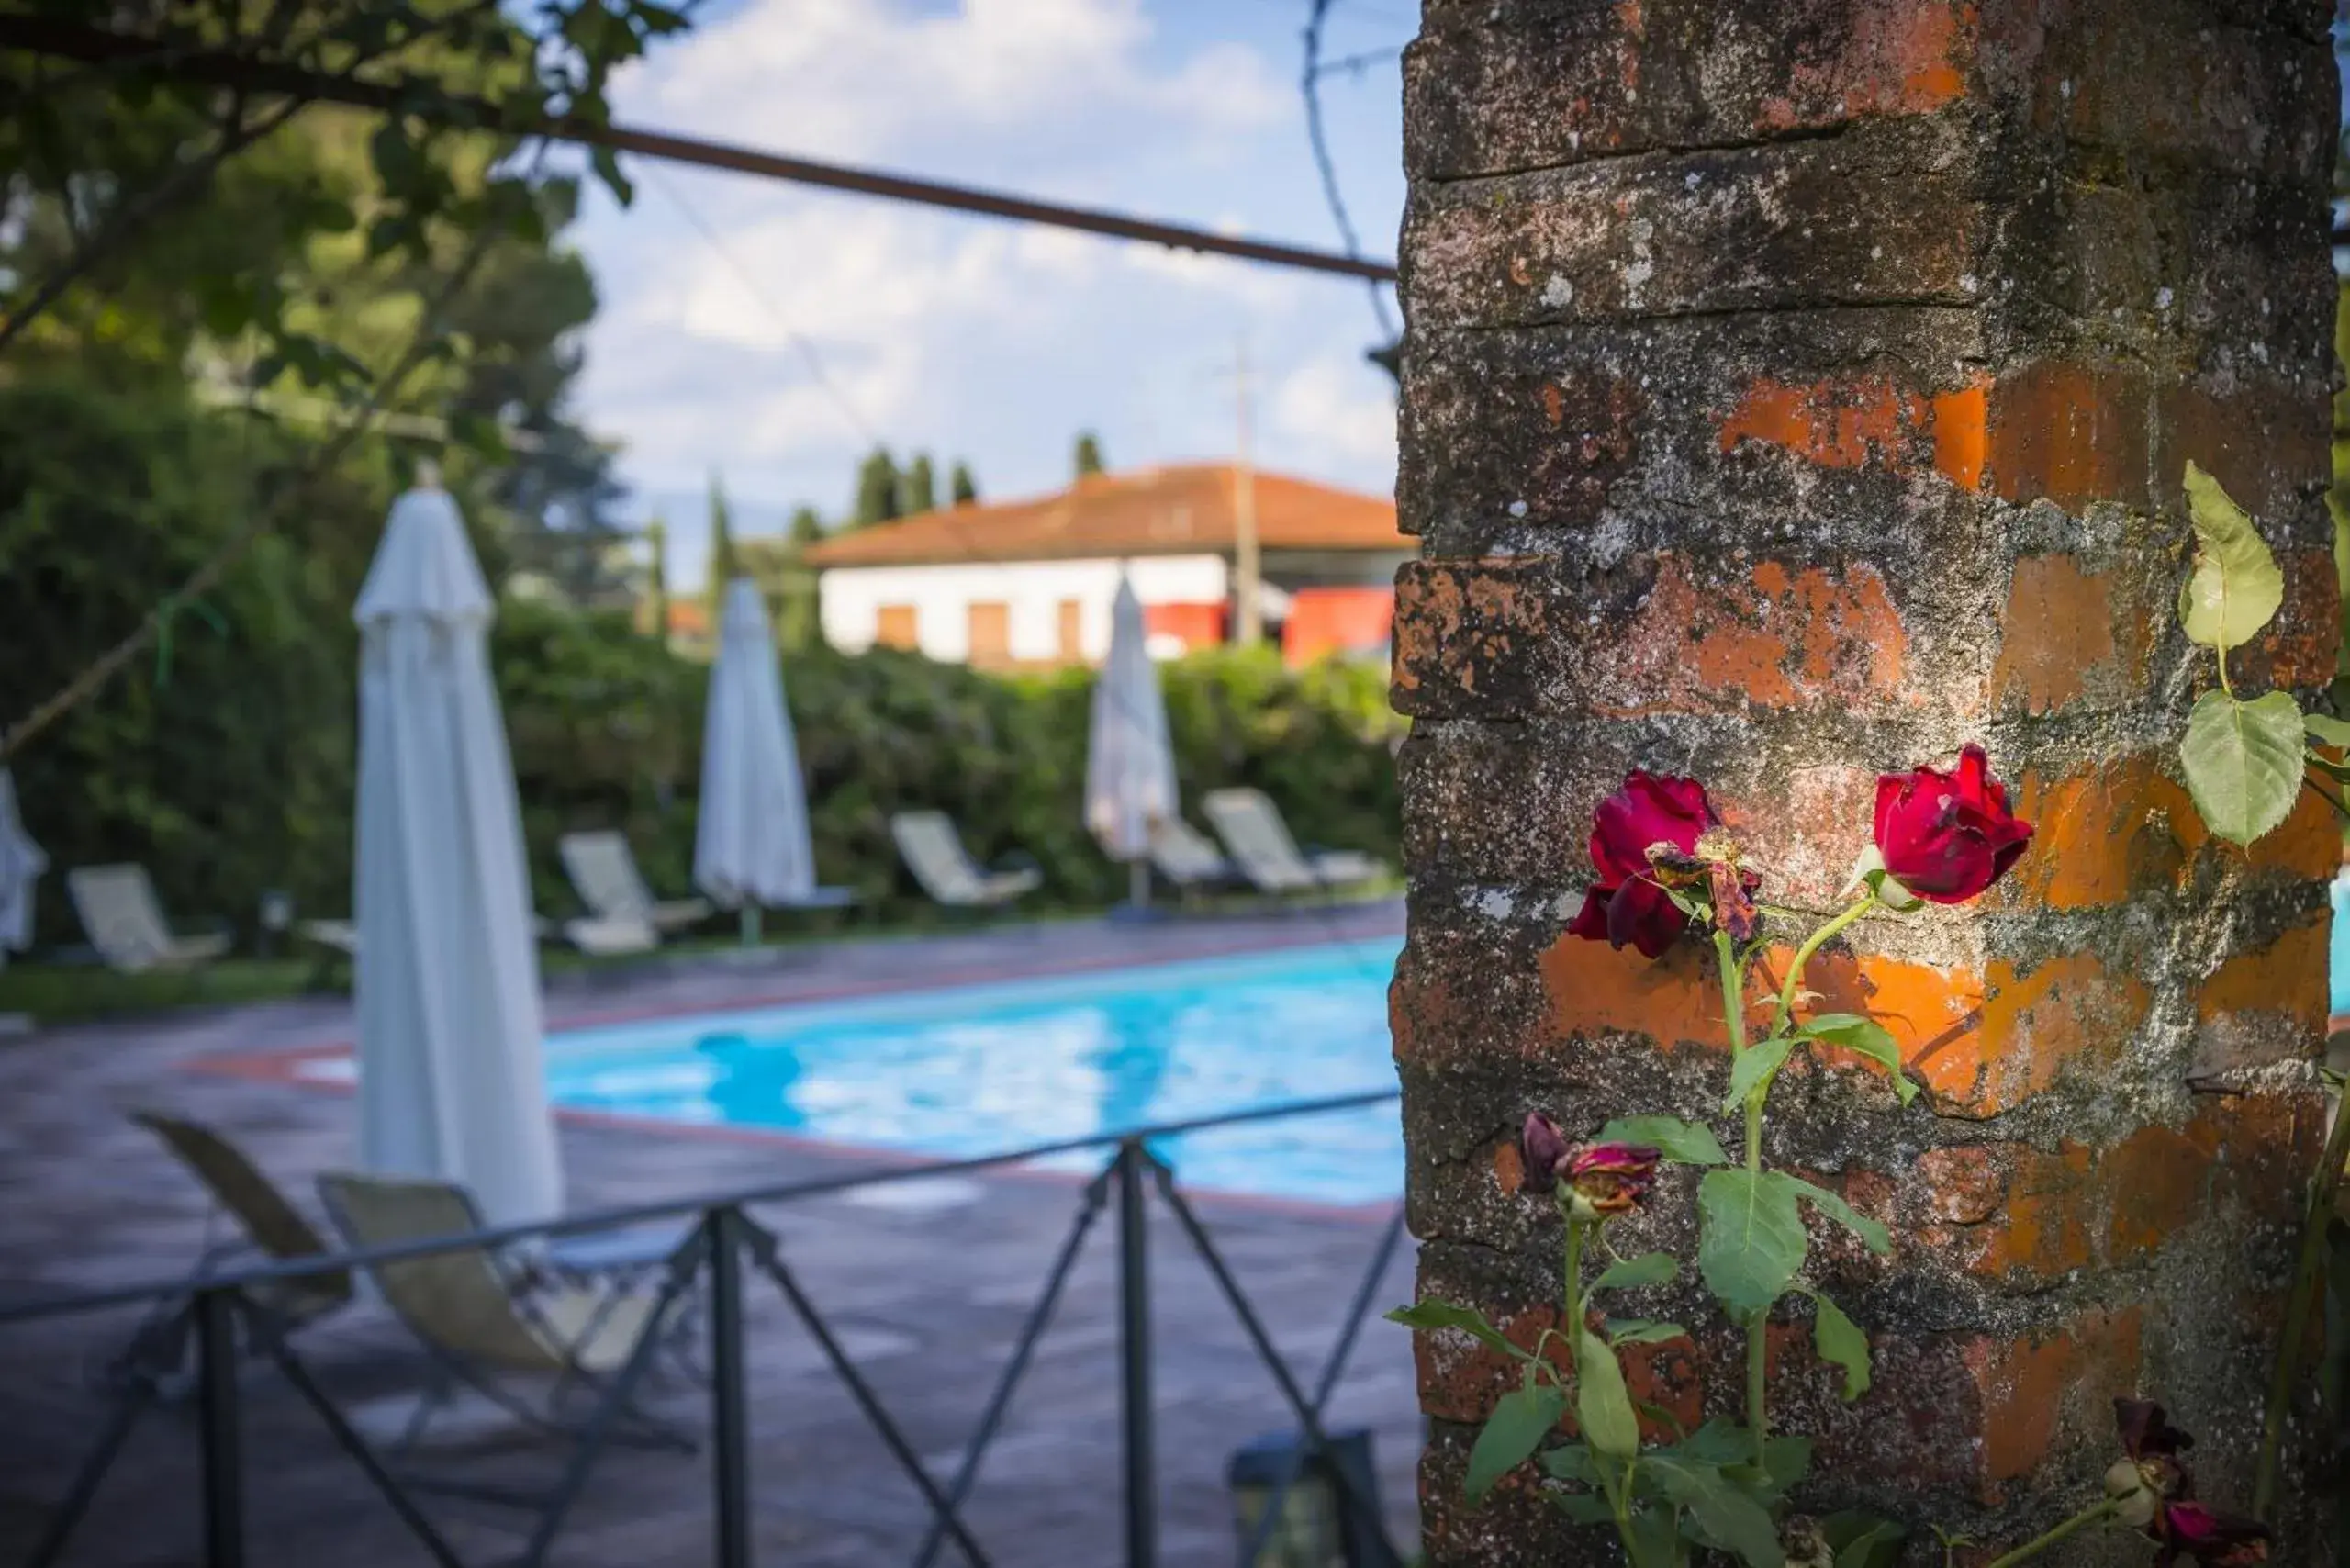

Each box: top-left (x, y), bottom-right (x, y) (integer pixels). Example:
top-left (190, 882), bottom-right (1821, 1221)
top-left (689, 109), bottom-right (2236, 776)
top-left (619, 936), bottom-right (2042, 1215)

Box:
top-left (1987, 554), bottom-right (2154, 717)
top-left (1404, 124), bottom-right (1980, 332)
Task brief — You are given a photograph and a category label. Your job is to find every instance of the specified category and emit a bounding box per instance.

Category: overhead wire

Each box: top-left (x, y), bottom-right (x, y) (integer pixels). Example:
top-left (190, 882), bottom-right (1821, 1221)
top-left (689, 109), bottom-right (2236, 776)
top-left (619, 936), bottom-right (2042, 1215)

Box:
top-left (1300, 0), bottom-right (1399, 342)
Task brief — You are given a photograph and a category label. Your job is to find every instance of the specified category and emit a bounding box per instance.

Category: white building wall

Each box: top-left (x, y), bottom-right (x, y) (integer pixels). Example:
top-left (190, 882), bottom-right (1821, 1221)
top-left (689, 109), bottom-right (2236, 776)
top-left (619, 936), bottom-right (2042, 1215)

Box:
top-left (817, 555), bottom-right (1230, 664)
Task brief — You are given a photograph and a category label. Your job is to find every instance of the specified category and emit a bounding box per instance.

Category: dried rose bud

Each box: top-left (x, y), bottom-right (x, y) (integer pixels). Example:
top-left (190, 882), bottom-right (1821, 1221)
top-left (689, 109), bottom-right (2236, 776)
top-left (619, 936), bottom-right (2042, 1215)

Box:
top-left (1518, 1112), bottom-right (1572, 1195)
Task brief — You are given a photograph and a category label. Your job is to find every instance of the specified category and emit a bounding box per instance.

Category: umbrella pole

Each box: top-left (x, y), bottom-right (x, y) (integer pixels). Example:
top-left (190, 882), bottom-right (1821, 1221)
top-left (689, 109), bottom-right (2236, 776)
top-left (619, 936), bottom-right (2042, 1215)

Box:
top-left (1129, 860), bottom-right (1148, 910)
top-left (740, 905), bottom-right (762, 946)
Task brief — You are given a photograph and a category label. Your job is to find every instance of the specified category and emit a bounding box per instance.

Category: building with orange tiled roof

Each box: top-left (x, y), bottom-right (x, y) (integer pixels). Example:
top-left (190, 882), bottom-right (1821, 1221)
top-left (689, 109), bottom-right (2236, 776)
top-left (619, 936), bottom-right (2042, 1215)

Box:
top-left (800, 463), bottom-right (1407, 669)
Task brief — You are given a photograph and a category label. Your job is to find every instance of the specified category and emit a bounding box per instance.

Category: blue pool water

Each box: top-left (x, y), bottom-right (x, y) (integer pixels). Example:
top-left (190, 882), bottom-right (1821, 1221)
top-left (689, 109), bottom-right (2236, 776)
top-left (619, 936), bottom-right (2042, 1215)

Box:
top-left (542, 937), bottom-right (1406, 1206)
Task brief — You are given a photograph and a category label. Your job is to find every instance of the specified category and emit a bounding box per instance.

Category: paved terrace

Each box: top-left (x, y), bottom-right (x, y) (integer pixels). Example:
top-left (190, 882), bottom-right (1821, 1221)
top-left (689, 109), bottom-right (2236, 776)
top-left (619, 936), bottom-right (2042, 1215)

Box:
top-left (0, 902), bottom-right (1418, 1568)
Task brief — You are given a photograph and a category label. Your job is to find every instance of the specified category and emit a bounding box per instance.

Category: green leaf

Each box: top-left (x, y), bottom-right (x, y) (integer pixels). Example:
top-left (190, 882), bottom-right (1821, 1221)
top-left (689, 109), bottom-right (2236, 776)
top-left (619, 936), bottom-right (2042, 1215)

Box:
top-left (1538, 1442), bottom-right (1597, 1483)
top-left (1759, 1434), bottom-right (1813, 1495)
top-left (2308, 712), bottom-right (2350, 749)
top-left (2178, 460), bottom-right (2284, 651)
top-left (1386, 1300), bottom-right (1529, 1362)
top-left (1784, 1174), bottom-right (1892, 1253)
top-left (1724, 1034), bottom-right (1796, 1113)
top-left (1664, 1418), bottom-right (1751, 1466)
top-left (1466, 1383), bottom-right (1564, 1502)
top-left (1591, 1251), bottom-right (1678, 1292)
top-left (1549, 1489), bottom-right (1617, 1525)
top-left (1599, 1115), bottom-right (1728, 1166)
top-left (1796, 1014), bottom-right (1916, 1104)
top-left (1606, 1319), bottom-right (1688, 1346)
top-left (1822, 1511), bottom-right (1908, 1568)
top-left (591, 144), bottom-right (636, 207)
top-left (1645, 1457), bottom-right (1788, 1568)
top-left (2180, 689), bottom-right (2306, 846)
top-left (1811, 1292), bottom-right (1872, 1401)
top-left (1627, 1505), bottom-right (1685, 1568)
top-left (1574, 1327), bottom-right (1641, 1459)
top-left (1696, 1169), bottom-right (1807, 1313)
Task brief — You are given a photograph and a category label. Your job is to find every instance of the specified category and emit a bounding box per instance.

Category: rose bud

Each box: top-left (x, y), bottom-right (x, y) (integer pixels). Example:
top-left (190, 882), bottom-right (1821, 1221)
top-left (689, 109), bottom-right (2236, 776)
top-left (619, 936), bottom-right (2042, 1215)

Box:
top-left (1873, 745), bottom-right (2032, 903)
top-left (1561, 1142), bottom-right (1661, 1220)
top-left (1569, 772), bottom-right (1722, 958)
top-left (2107, 1397), bottom-right (2194, 1525)
top-left (2153, 1502), bottom-right (2270, 1566)
top-left (1518, 1112), bottom-right (1572, 1195)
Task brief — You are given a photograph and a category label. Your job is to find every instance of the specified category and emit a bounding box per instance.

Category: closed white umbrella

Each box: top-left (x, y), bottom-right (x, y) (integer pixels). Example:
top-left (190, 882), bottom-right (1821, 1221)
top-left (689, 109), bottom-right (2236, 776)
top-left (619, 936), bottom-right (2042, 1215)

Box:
top-left (694, 577), bottom-right (817, 941)
top-left (1085, 577), bottom-right (1179, 909)
top-left (0, 769), bottom-right (46, 961)
top-left (352, 479), bottom-right (563, 1227)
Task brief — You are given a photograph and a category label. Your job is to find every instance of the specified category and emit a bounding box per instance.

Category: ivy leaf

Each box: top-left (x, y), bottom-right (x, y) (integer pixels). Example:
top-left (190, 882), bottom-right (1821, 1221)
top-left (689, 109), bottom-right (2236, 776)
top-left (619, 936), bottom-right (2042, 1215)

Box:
top-left (1591, 1251), bottom-right (1677, 1292)
top-left (1796, 1014), bottom-right (1917, 1104)
top-left (1723, 1034), bottom-right (1796, 1114)
top-left (1606, 1319), bottom-right (1687, 1346)
top-left (1784, 1173), bottom-right (1892, 1254)
top-left (1573, 1327), bottom-right (1640, 1460)
top-left (1696, 1169), bottom-right (1807, 1313)
top-left (2178, 459), bottom-right (2284, 651)
top-left (2181, 689), bottom-right (2305, 846)
top-left (1810, 1291), bottom-right (1872, 1401)
top-left (1644, 1456), bottom-right (1787, 1568)
top-left (1386, 1300), bottom-right (1529, 1362)
top-left (1466, 1383), bottom-right (1563, 1501)
top-left (1598, 1115), bottom-right (1727, 1166)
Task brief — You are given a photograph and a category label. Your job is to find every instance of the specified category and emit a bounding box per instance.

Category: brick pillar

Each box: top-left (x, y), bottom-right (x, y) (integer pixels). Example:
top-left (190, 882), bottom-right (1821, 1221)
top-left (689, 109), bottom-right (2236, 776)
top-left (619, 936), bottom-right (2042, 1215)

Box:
top-left (1391, 2), bottom-right (2339, 1559)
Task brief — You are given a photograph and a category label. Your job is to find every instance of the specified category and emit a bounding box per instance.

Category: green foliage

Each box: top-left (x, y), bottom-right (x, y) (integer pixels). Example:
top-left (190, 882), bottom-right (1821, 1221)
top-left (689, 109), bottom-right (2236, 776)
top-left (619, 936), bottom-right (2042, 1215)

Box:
top-left (1384, 1300), bottom-right (1528, 1362)
top-left (853, 447), bottom-right (902, 529)
top-left (1597, 1116), bottom-right (1728, 1166)
top-left (1696, 1170), bottom-right (1807, 1315)
top-left (1574, 1327), bottom-right (1640, 1460)
top-left (1807, 1291), bottom-right (1871, 1402)
top-left (707, 471), bottom-right (737, 585)
top-left (902, 453), bottom-right (936, 514)
top-left (1073, 430), bottom-right (1106, 477)
top-left (2177, 460), bottom-right (2285, 653)
top-left (1791, 1014), bottom-right (1914, 1104)
top-left (2182, 689), bottom-right (2306, 846)
top-left (1591, 1252), bottom-right (1677, 1292)
top-left (949, 460), bottom-right (979, 506)
top-left (1466, 1383), bottom-right (1564, 1502)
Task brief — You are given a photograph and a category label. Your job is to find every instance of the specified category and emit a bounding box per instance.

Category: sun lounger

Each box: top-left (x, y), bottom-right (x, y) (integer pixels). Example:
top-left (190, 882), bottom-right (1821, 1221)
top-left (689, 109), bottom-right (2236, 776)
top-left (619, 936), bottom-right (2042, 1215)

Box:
top-left (317, 1171), bottom-right (698, 1562)
top-left (890, 811), bottom-right (1041, 911)
top-left (1202, 789), bottom-right (1387, 898)
top-left (1147, 816), bottom-right (1248, 900)
top-left (65, 864), bottom-right (232, 974)
top-left (559, 831), bottom-right (711, 936)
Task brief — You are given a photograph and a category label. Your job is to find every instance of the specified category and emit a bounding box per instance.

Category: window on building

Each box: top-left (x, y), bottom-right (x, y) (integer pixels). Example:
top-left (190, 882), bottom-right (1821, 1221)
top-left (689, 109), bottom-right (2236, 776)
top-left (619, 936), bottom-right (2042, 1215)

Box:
top-left (968, 601), bottom-right (1011, 668)
top-left (1057, 598), bottom-right (1083, 662)
top-left (876, 603), bottom-right (919, 650)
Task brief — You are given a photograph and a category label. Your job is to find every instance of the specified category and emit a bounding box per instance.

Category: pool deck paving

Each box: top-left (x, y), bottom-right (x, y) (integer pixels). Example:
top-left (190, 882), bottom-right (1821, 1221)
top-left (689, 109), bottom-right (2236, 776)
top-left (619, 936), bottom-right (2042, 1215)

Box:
top-left (0, 902), bottom-right (1421, 1568)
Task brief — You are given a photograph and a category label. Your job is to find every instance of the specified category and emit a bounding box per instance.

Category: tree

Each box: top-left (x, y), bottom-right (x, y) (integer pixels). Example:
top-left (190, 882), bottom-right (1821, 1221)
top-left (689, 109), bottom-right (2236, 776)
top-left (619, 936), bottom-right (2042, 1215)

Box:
top-left (903, 452), bottom-right (936, 514)
top-left (1074, 431), bottom-right (1106, 477)
top-left (644, 515), bottom-right (670, 644)
top-left (852, 447), bottom-right (901, 529)
top-left (707, 471), bottom-right (737, 587)
top-left (950, 461), bottom-right (979, 507)
top-left (778, 505), bottom-right (825, 652)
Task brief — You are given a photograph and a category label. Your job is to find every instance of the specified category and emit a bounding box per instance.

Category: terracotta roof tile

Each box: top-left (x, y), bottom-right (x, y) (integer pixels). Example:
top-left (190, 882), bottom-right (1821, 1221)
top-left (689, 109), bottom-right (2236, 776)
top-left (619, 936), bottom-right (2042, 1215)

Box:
top-left (800, 463), bottom-right (1403, 568)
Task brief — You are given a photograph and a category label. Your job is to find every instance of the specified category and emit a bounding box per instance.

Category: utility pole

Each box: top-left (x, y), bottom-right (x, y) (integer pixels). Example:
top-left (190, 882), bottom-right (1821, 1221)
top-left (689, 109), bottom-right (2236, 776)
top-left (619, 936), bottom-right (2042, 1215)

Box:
top-left (1232, 335), bottom-right (1262, 645)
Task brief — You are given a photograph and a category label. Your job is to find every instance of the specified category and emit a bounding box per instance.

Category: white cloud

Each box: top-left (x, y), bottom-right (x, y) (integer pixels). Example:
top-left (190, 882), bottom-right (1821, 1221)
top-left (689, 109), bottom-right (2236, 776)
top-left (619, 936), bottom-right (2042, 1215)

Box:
top-left (567, 0), bottom-right (1407, 583)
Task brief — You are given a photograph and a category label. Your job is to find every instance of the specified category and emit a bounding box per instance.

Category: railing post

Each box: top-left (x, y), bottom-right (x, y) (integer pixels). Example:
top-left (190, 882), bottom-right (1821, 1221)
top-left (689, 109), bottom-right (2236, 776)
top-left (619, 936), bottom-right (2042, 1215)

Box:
top-left (1115, 1140), bottom-right (1156, 1568)
top-left (708, 1207), bottom-right (753, 1568)
top-left (194, 1288), bottom-right (245, 1568)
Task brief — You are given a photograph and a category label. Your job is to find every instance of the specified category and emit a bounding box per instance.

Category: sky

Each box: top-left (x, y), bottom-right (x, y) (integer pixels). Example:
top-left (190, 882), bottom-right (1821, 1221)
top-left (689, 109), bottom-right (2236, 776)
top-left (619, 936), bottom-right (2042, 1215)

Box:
top-left (564, 0), bottom-right (1412, 589)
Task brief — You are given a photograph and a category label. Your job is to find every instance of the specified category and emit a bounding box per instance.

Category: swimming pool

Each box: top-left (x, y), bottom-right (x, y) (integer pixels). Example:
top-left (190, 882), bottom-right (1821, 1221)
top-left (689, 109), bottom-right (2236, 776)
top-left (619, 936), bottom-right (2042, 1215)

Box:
top-left (542, 936), bottom-right (1406, 1207)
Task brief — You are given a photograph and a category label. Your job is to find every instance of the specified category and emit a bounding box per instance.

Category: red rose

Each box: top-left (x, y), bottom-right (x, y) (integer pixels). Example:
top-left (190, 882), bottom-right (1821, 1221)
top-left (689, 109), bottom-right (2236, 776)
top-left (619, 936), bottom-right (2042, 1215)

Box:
top-left (1873, 745), bottom-right (2032, 903)
top-left (1569, 772), bottom-right (1717, 958)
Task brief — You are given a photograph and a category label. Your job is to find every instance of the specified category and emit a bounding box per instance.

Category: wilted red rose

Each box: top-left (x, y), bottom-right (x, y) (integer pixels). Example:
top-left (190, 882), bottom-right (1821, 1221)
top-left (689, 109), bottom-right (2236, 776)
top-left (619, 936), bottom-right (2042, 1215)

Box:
top-left (1873, 745), bottom-right (2032, 903)
top-left (1568, 773), bottom-right (1718, 958)
top-left (1562, 1142), bottom-right (1661, 1216)
top-left (1518, 1113), bottom-right (1572, 1194)
top-left (2153, 1503), bottom-right (2270, 1566)
top-left (2108, 1397), bottom-right (2194, 1521)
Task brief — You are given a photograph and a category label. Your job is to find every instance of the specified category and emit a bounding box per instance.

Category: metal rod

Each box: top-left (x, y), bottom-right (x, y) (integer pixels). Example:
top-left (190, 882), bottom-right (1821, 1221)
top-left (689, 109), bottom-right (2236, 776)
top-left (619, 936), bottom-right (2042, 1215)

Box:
top-left (519, 1232), bottom-right (711, 1568)
top-left (743, 1222), bottom-right (995, 1568)
top-left (1152, 1162), bottom-right (1395, 1562)
top-left (237, 1299), bottom-right (464, 1568)
top-left (25, 1307), bottom-right (187, 1568)
top-left (912, 1163), bottom-right (1113, 1568)
top-left (1116, 1141), bottom-right (1158, 1568)
top-left (0, 17), bottom-right (1399, 284)
top-left (0, 1090), bottom-right (1402, 1326)
top-left (708, 1208), bottom-right (754, 1568)
top-left (194, 1290), bottom-right (245, 1568)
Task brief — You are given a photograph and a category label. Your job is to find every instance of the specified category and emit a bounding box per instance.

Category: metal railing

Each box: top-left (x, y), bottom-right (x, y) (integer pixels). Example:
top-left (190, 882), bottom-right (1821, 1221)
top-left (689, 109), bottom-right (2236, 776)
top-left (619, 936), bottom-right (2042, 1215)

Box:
top-left (0, 1090), bottom-right (1410, 1568)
